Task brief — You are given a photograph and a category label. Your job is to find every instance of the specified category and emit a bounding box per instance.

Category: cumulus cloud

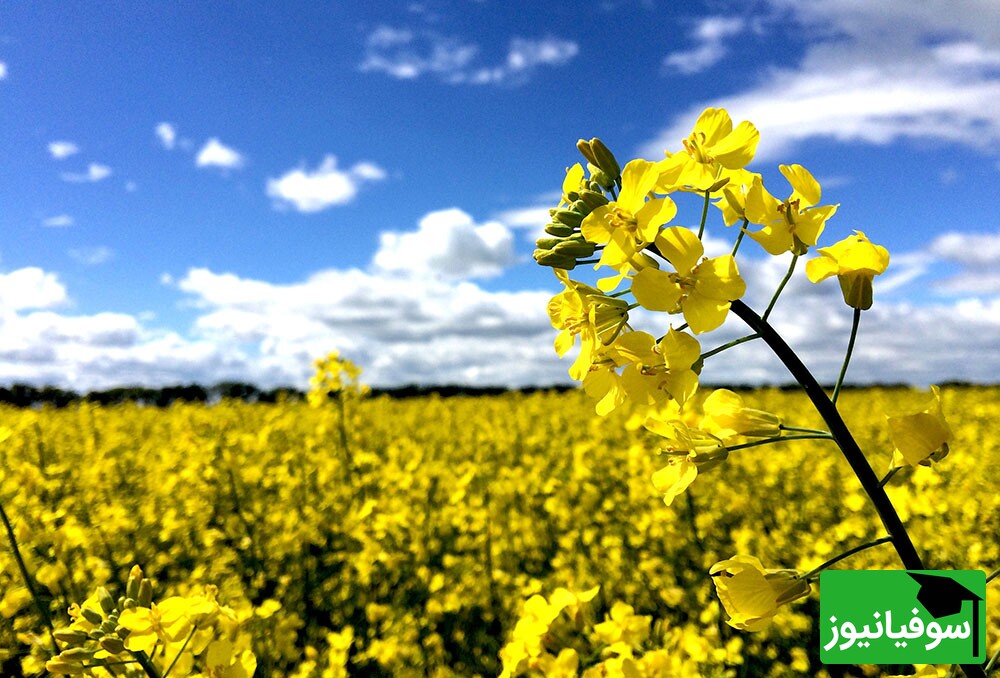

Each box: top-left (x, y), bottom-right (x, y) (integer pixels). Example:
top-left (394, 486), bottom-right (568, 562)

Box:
top-left (61, 163), bottom-right (112, 183)
top-left (155, 122), bottom-right (177, 150)
top-left (927, 230), bottom-right (1000, 294)
top-left (373, 208), bottom-right (516, 279)
top-left (47, 141), bottom-right (80, 160)
top-left (0, 268), bottom-right (68, 311)
top-left (266, 155), bottom-right (386, 212)
top-left (642, 2), bottom-right (1000, 161)
top-left (195, 138), bottom-right (245, 169)
top-left (42, 214), bottom-right (75, 228)
top-left (663, 17), bottom-right (744, 75)
top-left (0, 61), bottom-right (7, 80)
top-left (360, 26), bottom-right (577, 85)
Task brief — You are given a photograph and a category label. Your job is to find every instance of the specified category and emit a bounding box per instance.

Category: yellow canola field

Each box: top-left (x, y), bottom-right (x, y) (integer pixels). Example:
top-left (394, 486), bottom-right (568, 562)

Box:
top-left (0, 386), bottom-right (997, 676)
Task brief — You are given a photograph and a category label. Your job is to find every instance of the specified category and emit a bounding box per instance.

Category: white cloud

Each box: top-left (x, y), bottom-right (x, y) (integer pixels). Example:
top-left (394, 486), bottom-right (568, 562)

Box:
top-left (195, 138), bottom-right (245, 169)
top-left (360, 26), bottom-right (577, 85)
top-left (48, 141), bottom-right (80, 160)
top-left (663, 17), bottom-right (744, 75)
top-left (155, 122), bottom-right (177, 150)
top-left (642, 2), bottom-right (1000, 161)
top-left (42, 214), bottom-right (75, 228)
top-left (0, 62), bottom-right (7, 80)
top-left (373, 208), bottom-right (516, 279)
top-left (68, 246), bottom-right (114, 266)
top-left (61, 163), bottom-right (112, 183)
top-left (0, 268), bottom-right (67, 311)
top-left (266, 155), bottom-right (386, 212)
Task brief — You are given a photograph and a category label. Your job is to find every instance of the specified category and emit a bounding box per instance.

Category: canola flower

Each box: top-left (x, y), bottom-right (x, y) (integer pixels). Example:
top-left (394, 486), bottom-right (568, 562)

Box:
top-left (533, 106), bottom-right (996, 678)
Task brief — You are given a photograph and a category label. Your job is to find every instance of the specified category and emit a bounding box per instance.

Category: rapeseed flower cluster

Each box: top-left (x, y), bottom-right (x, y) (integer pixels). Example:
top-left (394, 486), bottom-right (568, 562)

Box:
top-left (1, 388), bottom-right (997, 676)
top-left (535, 106), bottom-right (994, 677)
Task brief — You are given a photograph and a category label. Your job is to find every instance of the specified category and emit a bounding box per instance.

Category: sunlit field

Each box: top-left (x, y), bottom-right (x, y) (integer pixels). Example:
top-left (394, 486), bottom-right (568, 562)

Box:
top-left (1, 386), bottom-right (997, 676)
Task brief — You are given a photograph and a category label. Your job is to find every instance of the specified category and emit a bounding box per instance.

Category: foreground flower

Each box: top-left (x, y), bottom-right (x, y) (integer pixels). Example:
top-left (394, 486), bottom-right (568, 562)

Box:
top-left (805, 230), bottom-right (890, 310)
top-left (745, 165), bottom-right (839, 255)
top-left (887, 385), bottom-right (953, 468)
top-left (581, 158), bottom-right (676, 272)
top-left (548, 270), bottom-right (630, 380)
top-left (657, 107), bottom-right (760, 192)
top-left (631, 226), bottom-right (746, 333)
top-left (710, 555), bottom-right (811, 631)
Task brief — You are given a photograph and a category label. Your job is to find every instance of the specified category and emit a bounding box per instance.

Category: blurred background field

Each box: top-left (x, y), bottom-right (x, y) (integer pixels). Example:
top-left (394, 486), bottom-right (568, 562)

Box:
top-left (1, 385), bottom-right (997, 676)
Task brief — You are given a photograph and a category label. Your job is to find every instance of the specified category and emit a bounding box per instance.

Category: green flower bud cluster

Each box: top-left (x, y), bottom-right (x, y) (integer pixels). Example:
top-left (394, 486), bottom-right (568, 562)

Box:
top-left (46, 565), bottom-right (150, 676)
top-left (534, 138), bottom-right (623, 270)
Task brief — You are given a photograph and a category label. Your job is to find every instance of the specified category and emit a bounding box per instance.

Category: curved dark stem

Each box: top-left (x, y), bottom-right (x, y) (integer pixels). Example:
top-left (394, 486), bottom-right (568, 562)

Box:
top-left (728, 299), bottom-right (986, 678)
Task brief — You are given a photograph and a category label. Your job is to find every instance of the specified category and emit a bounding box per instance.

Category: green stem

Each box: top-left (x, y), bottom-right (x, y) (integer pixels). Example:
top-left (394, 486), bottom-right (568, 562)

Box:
top-left (987, 568), bottom-right (999, 585)
top-left (762, 254), bottom-right (798, 322)
top-left (832, 307), bottom-right (862, 404)
top-left (731, 219), bottom-right (748, 257)
top-left (729, 300), bottom-right (920, 566)
top-left (779, 425), bottom-right (831, 436)
top-left (700, 333), bottom-right (760, 361)
top-left (162, 625), bottom-right (197, 678)
top-left (725, 300), bottom-right (998, 678)
top-left (985, 644), bottom-right (1000, 673)
top-left (879, 466), bottom-right (901, 488)
top-left (722, 433), bottom-right (834, 454)
top-left (0, 497), bottom-right (59, 653)
top-left (799, 536), bottom-right (894, 581)
top-left (131, 649), bottom-right (163, 678)
top-left (697, 190), bottom-right (711, 240)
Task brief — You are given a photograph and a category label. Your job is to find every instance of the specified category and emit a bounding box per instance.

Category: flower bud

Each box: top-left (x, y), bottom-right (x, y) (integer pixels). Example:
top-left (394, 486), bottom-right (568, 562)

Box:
top-left (577, 189), bottom-right (609, 209)
top-left (590, 168), bottom-right (615, 191)
top-left (126, 566), bottom-right (142, 601)
top-left (552, 209), bottom-right (584, 228)
top-left (535, 237), bottom-right (563, 251)
top-left (58, 647), bottom-right (96, 660)
top-left (53, 628), bottom-right (90, 646)
top-left (81, 607), bottom-right (104, 625)
top-left (544, 223), bottom-right (576, 237)
top-left (45, 659), bottom-right (87, 675)
top-left (97, 587), bottom-right (116, 615)
top-left (533, 249), bottom-right (578, 270)
top-left (99, 636), bottom-right (126, 654)
top-left (138, 580), bottom-right (153, 608)
top-left (576, 139), bottom-right (599, 166)
top-left (552, 240), bottom-right (597, 258)
top-left (589, 138), bottom-right (621, 181)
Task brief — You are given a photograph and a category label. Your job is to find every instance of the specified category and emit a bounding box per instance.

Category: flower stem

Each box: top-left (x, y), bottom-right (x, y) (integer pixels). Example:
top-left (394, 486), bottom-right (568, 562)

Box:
top-left (799, 536), bottom-right (894, 581)
top-left (879, 466), bottom-right (901, 488)
top-left (762, 254), bottom-right (798, 322)
top-left (727, 300), bottom-right (992, 678)
top-left (987, 568), bottom-right (999, 585)
top-left (0, 497), bottom-right (59, 653)
top-left (162, 626), bottom-right (197, 678)
top-left (985, 644), bottom-right (1000, 674)
top-left (722, 433), bottom-right (834, 454)
top-left (731, 220), bottom-right (749, 257)
top-left (779, 425), bottom-right (831, 436)
top-left (697, 190), bottom-right (711, 240)
top-left (131, 650), bottom-right (163, 678)
top-left (700, 333), bottom-right (760, 361)
top-left (832, 307), bottom-right (862, 404)
top-left (729, 299), bottom-right (920, 566)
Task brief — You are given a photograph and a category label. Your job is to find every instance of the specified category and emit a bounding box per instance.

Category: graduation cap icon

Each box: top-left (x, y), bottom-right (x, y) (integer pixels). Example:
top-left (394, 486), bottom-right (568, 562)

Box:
top-left (908, 571), bottom-right (984, 658)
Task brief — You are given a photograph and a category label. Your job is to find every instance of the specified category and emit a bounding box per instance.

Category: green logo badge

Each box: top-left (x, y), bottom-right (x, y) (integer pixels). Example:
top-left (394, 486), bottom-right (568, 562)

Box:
top-left (820, 570), bottom-right (986, 664)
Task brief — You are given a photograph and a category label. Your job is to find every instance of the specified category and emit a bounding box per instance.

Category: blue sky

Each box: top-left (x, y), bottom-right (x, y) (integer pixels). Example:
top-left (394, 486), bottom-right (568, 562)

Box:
top-left (1, 0), bottom-right (999, 390)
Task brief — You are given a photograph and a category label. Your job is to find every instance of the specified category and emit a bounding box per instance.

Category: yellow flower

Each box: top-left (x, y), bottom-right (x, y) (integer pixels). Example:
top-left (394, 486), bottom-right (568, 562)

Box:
top-left (548, 270), bottom-right (630, 380)
top-left (657, 107), bottom-right (761, 192)
top-left (592, 602), bottom-right (651, 649)
top-left (630, 226), bottom-right (746, 333)
top-left (701, 389), bottom-right (781, 439)
top-left (710, 555), bottom-right (811, 632)
top-left (745, 165), bottom-right (839, 255)
top-left (581, 159), bottom-right (677, 271)
top-left (805, 230), bottom-right (890, 310)
top-left (887, 385), bottom-right (953, 468)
